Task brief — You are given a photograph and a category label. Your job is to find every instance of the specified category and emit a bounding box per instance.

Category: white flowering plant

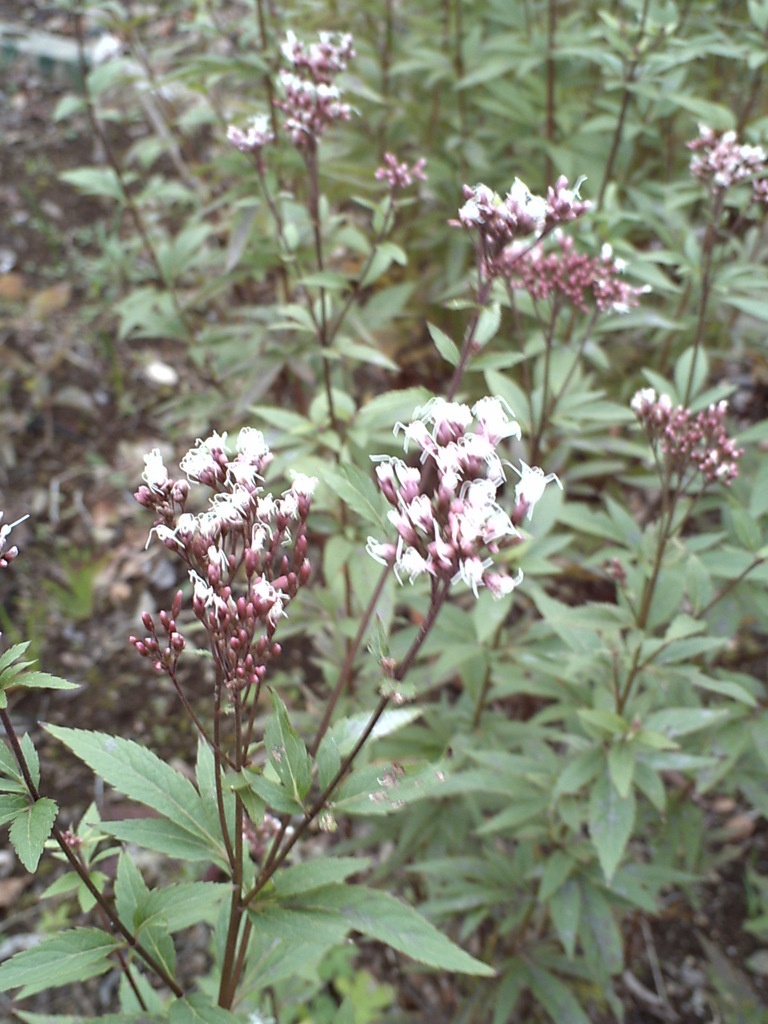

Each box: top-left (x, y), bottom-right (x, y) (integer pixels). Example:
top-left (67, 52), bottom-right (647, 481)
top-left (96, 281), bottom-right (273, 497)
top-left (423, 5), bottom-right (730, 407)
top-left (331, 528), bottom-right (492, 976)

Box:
top-left (3, 1), bottom-right (768, 1022)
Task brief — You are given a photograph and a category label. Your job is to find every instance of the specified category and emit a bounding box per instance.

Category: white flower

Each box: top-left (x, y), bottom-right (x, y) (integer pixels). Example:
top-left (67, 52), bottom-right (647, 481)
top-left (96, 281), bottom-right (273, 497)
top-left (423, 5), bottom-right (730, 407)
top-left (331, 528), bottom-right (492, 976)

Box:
top-left (366, 537), bottom-right (396, 566)
top-left (512, 461), bottom-right (562, 518)
top-left (180, 440), bottom-right (219, 481)
top-left (452, 556), bottom-right (493, 597)
top-left (471, 396), bottom-right (521, 445)
top-left (237, 427), bottom-right (270, 461)
top-left (91, 33), bottom-right (122, 65)
top-left (395, 547), bottom-right (432, 584)
top-left (142, 448), bottom-right (169, 492)
top-left (0, 512), bottom-right (29, 545)
top-left (289, 472), bottom-right (318, 497)
top-left (485, 568), bottom-right (524, 598)
top-left (507, 177), bottom-right (547, 231)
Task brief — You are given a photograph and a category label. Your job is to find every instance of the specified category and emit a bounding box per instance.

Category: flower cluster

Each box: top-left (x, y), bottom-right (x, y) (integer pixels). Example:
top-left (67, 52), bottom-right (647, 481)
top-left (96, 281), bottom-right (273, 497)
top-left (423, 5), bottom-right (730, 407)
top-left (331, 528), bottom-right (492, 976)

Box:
top-left (688, 123), bottom-right (767, 195)
top-left (375, 153), bottom-right (428, 191)
top-left (276, 31), bottom-right (354, 147)
top-left (631, 389), bottom-right (742, 486)
top-left (367, 398), bottom-right (561, 598)
top-left (453, 176), bottom-right (591, 274)
top-left (0, 511), bottom-right (28, 570)
top-left (503, 236), bottom-right (649, 313)
top-left (281, 30), bottom-right (355, 83)
top-left (226, 114), bottom-right (274, 155)
top-left (132, 430), bottom-right (316, 691)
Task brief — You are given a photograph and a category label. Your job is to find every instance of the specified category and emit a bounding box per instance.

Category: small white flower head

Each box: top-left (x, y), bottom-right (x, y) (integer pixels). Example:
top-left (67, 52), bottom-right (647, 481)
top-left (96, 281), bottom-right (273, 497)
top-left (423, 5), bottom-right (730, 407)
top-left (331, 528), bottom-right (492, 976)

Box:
top-left (189, 569), bottom-right (223, 614)
top-left (227, 114), bottom-right (274, 153)
top-left (631, 387), bottom-right (656, 415)
top-left (237, 427), bottom-right (269, 462)
top-left (142, 448), bottom-right (170, 493)
top-left (485, 568), bottom-right (524, 599)
top-left (180, 439), bottom-right (220, 482)
top-left (452, 556), bottom-right (493, 597)
top-left (395, 547), bottom-right (432, 584)
top-left (393, 418), bottom-right (433, 456)
top-left (289, 472), bottom-right (318, 497)
top-left (507, 177), bottom-right (547, 232)
top-left (512, 461), bottom-right (563, 519)
top-left (366, 537), bottom-right (397, 566)
top-left (471, 395), bottom-right (522, 445)
top-left (91, 33), bottom-right (122, 65)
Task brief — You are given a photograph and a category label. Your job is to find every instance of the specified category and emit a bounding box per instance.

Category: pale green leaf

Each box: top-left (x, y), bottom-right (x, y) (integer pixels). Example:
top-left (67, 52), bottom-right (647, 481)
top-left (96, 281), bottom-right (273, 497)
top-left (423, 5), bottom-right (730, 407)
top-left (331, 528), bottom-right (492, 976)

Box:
top-left (589, 774), bottom-right (635, 883)
top-left (549, 879), bottom-right (581, 959)
top-left (527, 962), bottom-right (591, 1024)
top-left (427, 322), bottom-right (460, 366)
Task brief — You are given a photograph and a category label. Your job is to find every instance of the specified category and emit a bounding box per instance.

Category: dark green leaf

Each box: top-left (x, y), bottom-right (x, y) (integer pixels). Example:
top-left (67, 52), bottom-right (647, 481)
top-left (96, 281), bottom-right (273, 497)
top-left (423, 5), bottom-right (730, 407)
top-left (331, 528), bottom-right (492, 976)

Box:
top-left (0, 929), bottom-right (120, 997)
top-left (10, 797), bottom-right (57, 872)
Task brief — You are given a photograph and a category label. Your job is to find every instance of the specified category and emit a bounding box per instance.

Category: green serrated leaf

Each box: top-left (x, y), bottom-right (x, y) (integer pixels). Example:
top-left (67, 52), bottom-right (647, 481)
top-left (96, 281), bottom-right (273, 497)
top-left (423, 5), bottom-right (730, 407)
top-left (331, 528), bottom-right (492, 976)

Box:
top-left (273, 857), bottom-right (371, 897)
top-left (44, 726), bottom-right (223, 858)
top-left (235, 768), bottom-right (303, 816)
top-left (10, 797), bottom-right (58, 872)
top-left (0, 929), bottom-right (120, 998)
top-left (252, 884), bottom-right (494, 976)
top-left (0, 642), bottom-right (31, 674)
top-left (97, 818), bottom-right (226, 865)
top-left (0, 792), bottom-right (28, 826)
top-left (8, 671), bottom-right (79, 693)
top-left (265, 692), bottom-right (312, 804)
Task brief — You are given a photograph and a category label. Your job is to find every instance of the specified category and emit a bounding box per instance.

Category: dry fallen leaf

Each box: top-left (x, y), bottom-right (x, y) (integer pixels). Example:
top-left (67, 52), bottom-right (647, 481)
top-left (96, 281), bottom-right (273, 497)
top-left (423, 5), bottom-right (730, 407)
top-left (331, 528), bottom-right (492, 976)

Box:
top-left (27, 281), bottom-right (73, 321)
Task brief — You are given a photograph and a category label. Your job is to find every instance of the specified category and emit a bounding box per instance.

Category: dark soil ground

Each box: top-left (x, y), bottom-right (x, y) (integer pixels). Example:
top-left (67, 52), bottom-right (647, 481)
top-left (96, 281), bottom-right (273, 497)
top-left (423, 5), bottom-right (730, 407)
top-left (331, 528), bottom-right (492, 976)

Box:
top-left (1, 5), bottom-right (768, 1023)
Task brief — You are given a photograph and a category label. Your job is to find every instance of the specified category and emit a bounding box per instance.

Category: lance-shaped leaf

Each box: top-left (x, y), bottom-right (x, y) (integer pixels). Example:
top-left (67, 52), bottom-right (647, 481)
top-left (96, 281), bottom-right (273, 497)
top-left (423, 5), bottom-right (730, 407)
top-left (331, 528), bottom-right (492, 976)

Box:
top-left (45, 726), bottom-right (224, 860)
top-left (588, 772), bottom-right (636, 883)
top-left (249, 883), bottom-right (494, 976)
top-left (265, 692), bottom-right (312, 804)
top-left (10, 797), bottom-right (57, 872)
top-left (0, 928), bottom-right (121, 997)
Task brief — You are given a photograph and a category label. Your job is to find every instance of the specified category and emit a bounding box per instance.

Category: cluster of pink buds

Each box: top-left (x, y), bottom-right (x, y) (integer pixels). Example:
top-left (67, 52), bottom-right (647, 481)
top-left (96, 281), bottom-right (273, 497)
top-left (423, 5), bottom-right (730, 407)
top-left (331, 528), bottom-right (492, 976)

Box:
top-left (503, 236), bottom-right (649, 313)
top-left (367, 397), bottom-right (561, 598)
top-left (276, 31), bottom-right (354, 147)
top-left (375, 153), bottom-right (428, 191)
top-left (631, 389), bottom-right (743, 486)
top-left (452, 176), bottom-right (591, 274)
top-left (688, 124), bottom-right (767, 196)
top-left (132, 430), bottom-right (316, 692)
top-left (0, 511), bottom-right (28, 569)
